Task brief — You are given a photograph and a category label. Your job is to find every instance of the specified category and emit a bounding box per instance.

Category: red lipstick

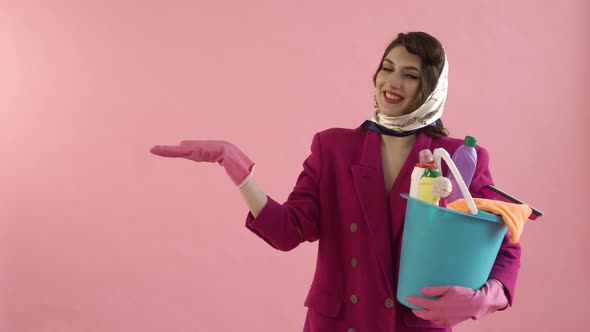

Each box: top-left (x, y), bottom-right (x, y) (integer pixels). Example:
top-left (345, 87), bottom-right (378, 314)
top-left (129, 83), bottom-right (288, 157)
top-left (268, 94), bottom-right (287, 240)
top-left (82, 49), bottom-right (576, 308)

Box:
top-left (383, 90), bottom-right (404, 104)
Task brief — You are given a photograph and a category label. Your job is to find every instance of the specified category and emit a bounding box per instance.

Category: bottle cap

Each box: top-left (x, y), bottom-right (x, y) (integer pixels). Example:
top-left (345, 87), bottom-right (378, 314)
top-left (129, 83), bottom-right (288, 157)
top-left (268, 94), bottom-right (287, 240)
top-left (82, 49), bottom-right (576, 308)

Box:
top-left (464, 136), bottom-right (477, 147)
top-left (419, 149), bottom-right (433, 164)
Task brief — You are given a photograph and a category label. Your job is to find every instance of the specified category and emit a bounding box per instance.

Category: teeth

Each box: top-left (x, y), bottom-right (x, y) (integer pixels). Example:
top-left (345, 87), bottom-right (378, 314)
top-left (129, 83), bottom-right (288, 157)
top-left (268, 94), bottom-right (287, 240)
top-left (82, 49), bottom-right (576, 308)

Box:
top-left (385, 92), bottom-right (401, 100)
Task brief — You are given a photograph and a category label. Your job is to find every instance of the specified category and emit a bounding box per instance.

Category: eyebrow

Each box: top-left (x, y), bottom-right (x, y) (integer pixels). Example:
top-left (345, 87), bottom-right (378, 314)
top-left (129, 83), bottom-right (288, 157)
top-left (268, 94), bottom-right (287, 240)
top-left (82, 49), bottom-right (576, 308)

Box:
top-left (383, 59), bottom-right (420, 72)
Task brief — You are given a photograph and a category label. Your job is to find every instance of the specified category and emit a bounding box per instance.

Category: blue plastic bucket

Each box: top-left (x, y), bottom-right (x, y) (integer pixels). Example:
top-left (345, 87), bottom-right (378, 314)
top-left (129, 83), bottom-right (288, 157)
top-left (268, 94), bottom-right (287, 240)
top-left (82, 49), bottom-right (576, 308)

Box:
top-left (397, 193), bottom-right (507, 310)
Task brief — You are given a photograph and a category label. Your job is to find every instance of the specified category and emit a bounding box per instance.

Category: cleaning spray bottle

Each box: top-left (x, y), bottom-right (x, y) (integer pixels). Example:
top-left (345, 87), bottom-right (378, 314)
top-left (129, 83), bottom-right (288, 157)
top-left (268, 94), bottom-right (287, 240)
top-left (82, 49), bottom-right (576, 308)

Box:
top-left (447, 135), bottom-right (478, 204)
top-left (409, 149), bottom-right (436, 199)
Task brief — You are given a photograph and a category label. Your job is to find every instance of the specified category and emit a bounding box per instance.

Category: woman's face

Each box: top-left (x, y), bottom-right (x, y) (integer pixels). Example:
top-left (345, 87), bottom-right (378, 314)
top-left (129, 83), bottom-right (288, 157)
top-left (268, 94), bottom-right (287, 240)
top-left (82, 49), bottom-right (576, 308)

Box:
top-left (375, 46), bottom-right (422, 117)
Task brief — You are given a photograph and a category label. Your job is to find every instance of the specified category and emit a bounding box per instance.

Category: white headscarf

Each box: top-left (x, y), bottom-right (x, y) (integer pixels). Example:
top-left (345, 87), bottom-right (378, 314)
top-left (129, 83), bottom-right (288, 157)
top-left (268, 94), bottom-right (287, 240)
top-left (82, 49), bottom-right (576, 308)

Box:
top-left (369, 54), bottom-right (449, 132)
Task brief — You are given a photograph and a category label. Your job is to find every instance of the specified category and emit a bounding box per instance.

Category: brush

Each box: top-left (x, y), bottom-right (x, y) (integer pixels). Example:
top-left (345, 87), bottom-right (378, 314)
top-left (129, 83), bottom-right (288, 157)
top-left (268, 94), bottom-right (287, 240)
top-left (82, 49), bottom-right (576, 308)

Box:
top-left (432, 176), bottom-right (453, 208)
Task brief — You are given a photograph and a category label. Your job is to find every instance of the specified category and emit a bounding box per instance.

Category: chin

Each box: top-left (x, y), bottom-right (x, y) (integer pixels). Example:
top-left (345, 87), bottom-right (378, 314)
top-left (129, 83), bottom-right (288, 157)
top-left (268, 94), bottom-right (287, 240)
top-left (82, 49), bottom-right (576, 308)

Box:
top-left (380, 108), bottom-right (407, 117)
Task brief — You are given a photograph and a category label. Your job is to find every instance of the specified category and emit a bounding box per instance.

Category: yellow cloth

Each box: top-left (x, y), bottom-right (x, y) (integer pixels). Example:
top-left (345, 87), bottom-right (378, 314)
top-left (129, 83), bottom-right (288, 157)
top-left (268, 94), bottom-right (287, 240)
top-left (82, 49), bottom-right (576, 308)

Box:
top-left (448, 198), bottom-right (532, 244)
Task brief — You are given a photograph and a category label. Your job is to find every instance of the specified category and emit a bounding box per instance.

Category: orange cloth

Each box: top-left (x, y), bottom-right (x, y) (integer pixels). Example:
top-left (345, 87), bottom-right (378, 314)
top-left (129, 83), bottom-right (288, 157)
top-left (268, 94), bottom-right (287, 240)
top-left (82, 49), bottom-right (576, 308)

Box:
top-left (448, 198), bottom-right (532, 244)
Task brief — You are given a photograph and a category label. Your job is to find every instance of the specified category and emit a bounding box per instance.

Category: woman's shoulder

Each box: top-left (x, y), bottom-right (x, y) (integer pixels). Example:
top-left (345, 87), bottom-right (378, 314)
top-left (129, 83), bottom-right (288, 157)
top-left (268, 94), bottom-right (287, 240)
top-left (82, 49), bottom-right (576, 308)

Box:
top-left (431, 134), bottom-right (463, 147)
top-left (316, 127), bottom-right (366, 140)
top-left (430, 134), bottom-right (489, 153)
top-left (311, 127), bottom-right (367, 152)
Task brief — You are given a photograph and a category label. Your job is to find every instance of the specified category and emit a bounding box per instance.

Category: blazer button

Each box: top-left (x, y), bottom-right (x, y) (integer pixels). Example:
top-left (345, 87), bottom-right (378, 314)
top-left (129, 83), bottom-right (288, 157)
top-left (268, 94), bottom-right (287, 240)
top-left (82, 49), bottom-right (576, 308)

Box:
top-left (351, 258), bottom-right (358, 268)
top-left (350, 223), bottom-right (358, 232)
top-left (347, 329), bottom-right (356, 332)
top-left (350, 294), bottom-right (358, 304)
top-left (385, 298), bottom-right (394, 308)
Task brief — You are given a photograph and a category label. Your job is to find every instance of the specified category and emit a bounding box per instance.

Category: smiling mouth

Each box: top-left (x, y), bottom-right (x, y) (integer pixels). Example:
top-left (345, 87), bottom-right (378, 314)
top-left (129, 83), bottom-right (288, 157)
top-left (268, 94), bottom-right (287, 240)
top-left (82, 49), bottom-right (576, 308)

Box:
top-left (383, 91), bottom-right (404, 104)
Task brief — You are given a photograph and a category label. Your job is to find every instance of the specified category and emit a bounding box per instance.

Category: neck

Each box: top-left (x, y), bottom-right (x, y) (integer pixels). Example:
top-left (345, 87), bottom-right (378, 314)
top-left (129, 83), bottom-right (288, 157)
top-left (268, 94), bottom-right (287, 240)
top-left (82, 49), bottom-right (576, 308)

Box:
top-left (381, 132), bottom-right (417, 147)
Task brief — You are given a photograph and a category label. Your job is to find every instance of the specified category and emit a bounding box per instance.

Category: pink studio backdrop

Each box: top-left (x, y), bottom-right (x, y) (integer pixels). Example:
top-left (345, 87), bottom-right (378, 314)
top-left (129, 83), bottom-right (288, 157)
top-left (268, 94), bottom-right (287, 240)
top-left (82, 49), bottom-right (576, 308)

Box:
top-left (1, 1), bottom-right (588, 331)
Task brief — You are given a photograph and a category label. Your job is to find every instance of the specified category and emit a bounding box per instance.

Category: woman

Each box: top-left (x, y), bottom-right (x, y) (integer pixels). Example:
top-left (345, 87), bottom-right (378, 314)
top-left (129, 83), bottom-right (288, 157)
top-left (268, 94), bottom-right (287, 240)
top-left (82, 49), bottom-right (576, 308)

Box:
top-left (150, 32), bottom-right (520, 332)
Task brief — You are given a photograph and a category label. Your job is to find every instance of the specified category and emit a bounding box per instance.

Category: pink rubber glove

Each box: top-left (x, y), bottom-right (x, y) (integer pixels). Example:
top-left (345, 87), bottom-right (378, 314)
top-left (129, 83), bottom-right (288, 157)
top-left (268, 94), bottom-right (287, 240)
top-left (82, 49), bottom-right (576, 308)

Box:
top-left (150, 140), bottom-right (255, 187)
top-left (406, 280), bottom-right (508, 328)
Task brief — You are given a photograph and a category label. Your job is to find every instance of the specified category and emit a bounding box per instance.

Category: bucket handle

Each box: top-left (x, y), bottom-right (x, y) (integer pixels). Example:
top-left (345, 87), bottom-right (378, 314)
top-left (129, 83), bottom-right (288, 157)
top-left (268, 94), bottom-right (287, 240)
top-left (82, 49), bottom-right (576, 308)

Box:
top-left (433, 148), bottom-right (478, 215)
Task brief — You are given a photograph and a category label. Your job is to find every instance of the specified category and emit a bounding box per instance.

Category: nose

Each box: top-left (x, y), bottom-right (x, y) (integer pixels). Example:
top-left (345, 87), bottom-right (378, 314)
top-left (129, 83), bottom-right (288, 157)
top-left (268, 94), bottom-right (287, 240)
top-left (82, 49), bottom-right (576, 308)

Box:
top-left (389, 73), bottom-right (402, 89)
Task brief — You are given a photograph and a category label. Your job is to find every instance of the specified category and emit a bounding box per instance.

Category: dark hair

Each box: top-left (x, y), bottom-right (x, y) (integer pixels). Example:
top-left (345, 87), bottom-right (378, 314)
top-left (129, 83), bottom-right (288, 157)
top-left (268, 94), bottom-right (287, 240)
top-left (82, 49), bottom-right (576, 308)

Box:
top-left (373, 32), bottom-right (448, 137)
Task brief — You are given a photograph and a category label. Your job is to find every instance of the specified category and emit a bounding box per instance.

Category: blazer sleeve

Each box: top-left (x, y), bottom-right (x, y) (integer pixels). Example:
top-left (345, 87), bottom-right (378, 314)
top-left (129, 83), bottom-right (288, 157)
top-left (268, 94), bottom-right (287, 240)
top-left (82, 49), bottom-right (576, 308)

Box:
top-left (244, 132), bottom-right (322, 252)
top-left (470, 146), bottom-right (521, 306)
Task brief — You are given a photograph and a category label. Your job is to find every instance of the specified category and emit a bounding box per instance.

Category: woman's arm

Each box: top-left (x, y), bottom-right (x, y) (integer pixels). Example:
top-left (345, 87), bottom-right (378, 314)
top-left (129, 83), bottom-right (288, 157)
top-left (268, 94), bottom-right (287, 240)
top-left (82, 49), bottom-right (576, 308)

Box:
top-left (150, 135), bottom-right (322, 251)
top-left (239, 177), bottom-right (269, 218)
top-left (470, 146), bottom-right (521, 304)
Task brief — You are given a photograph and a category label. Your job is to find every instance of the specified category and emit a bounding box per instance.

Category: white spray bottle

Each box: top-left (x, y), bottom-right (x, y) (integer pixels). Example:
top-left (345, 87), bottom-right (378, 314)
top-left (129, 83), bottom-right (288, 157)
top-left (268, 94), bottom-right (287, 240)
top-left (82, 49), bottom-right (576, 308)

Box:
top-left (409, 149), bottom-right (436, 199)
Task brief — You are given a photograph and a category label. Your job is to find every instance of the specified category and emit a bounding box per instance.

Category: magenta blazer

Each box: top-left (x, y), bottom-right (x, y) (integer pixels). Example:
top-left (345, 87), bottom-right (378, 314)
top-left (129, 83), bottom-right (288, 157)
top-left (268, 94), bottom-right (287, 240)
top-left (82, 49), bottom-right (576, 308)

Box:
top-left (245, 127), bottom-right (520, 332)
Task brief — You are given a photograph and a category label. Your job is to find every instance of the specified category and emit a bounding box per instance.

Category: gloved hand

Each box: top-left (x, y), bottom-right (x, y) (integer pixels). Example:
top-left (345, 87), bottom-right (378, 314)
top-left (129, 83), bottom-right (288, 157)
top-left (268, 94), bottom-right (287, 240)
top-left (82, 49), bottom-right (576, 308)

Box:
top-left (150, 140), bottom-right (255, 187)
top-left (405, 280), bottom-right (508, 328)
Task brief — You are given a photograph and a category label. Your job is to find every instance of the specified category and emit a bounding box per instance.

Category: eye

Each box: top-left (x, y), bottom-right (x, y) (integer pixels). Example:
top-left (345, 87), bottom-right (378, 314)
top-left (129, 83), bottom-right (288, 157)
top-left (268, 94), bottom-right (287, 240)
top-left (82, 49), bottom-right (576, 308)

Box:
top-left (382, 67), bottom-right (393, 72)
top-left (405, 74), bottom-right (419, 79)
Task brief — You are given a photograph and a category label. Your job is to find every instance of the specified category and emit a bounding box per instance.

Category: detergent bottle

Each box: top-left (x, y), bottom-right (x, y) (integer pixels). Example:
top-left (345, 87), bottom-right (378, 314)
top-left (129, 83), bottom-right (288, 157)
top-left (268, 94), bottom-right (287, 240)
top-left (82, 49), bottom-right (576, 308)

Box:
top-left (447, 136), bottom-right (478, 203)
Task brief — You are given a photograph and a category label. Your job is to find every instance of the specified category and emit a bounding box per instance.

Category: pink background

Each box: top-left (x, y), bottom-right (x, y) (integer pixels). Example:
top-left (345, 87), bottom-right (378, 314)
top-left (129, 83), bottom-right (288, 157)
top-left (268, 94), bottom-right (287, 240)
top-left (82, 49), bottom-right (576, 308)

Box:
top-left (1, 1), bottom-right (588, 331)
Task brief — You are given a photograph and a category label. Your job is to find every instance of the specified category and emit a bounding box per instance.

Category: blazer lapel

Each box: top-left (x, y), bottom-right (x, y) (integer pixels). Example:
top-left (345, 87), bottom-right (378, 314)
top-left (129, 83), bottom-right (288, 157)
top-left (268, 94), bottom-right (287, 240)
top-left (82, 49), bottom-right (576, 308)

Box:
top-left (351, 130), bottom-right (434, 292)
top-left (351, 130), bottom-right (393, 289)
